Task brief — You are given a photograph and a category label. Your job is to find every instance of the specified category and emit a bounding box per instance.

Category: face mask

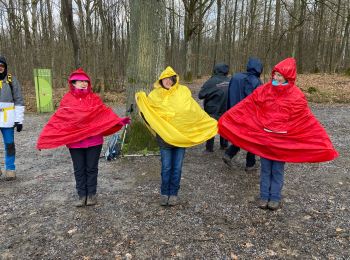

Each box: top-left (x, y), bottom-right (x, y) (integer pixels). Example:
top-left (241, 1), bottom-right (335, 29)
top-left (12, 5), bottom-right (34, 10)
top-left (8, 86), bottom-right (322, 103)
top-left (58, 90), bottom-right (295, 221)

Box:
top-left (272, 79), bottom-right (279, 86)
top-left (272, 79), bottom-right (288, 86)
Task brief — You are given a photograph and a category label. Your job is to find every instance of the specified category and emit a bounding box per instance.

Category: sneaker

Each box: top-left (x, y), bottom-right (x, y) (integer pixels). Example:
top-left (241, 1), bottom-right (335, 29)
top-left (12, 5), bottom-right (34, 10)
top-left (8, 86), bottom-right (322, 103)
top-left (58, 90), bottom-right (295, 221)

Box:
top-left (258, 199), bottom-right (268, 209)
top-left (5, 170), bottom-right (16, 181)
top-left (245, 165), bottom-right (258, 172)
top-left (168, 195), bottom-right (178, 206)
top-left (222, 154), bottom-right (232, 168)
top-left (86, 195), bottom-right (97, 206)
top-left (267, 201), bottom-right (281, 210)
top-left (160, 195), bottom-right (168, 206)
top-left (75, 196), bottom-right (86, 207)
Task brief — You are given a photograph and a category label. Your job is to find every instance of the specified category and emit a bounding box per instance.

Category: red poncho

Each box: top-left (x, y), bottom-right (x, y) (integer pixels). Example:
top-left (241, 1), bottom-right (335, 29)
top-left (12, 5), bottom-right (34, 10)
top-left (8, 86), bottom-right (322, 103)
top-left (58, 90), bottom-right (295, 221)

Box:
top-left (37, 68), bottom-right (129, 149)
top-left (218, 58), bottom-right (338, 163)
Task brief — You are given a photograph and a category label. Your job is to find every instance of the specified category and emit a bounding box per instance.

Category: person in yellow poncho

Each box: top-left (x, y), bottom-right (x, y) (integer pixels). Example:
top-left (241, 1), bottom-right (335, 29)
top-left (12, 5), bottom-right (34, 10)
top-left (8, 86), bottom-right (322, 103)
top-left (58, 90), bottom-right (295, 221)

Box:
top-left (135, 66), bottom-right (217, 206)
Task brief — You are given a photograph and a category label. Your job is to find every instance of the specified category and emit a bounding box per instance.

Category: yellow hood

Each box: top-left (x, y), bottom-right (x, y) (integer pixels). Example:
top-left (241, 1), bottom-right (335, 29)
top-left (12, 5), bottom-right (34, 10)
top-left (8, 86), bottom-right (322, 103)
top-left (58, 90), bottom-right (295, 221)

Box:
top-left (135, 67), bottom-right (217, 148)
top-left (153, 66), bottom-right (179, 89)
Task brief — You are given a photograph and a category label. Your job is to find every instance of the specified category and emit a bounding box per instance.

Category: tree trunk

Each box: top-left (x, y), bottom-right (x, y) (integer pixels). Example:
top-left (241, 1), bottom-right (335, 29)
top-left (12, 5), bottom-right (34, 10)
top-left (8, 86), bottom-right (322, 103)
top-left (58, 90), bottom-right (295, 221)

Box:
top-left (213, 0), bottom-right (221, 65)
top-left (61, 0), bottom-right (81, 68)
top-left (126, 0), bottom-right (165, 91)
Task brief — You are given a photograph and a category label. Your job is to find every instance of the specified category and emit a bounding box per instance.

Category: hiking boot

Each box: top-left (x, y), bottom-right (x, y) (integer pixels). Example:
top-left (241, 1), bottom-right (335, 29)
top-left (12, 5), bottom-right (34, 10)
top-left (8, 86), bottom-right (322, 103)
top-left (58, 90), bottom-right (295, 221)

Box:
top-left (160, 195), bottom-right (168, 206)
top-left (168, 195), bottom-right (178, 206)
top-left (258, 199), bottom-right (268, 209)
top-left (5, 170), bottom-right (16, 181)
top-left (222, 154), bottom-right (232, 168)
top-left (245, 165), bottom-right (258, 172)
top-left (267, 201), bottom-right (281, 211)
top-left (86, 195), bottom-right (97, 206)
top-left (75, 196), bottom-right (86, 207)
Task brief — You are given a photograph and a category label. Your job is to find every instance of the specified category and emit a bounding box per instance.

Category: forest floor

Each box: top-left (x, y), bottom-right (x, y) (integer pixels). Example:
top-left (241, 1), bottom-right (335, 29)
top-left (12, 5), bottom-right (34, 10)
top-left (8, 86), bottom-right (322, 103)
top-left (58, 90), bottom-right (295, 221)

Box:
top-left (0, 75), bottom-right (349, 259)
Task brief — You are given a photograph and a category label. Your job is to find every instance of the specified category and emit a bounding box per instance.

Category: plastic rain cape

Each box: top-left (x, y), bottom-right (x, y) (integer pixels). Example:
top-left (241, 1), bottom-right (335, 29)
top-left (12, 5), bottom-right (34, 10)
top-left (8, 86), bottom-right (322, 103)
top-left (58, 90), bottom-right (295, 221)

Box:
top-left (135, 66), bottom-right (218, 148)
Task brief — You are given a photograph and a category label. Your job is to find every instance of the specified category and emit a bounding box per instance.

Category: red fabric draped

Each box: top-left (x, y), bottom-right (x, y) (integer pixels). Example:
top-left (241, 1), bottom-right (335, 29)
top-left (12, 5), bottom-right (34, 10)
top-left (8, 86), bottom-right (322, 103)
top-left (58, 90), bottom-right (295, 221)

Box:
top-left (218, 58), bottom-right (338, 163)
top-left (37, 68), bottom-right (128, 149)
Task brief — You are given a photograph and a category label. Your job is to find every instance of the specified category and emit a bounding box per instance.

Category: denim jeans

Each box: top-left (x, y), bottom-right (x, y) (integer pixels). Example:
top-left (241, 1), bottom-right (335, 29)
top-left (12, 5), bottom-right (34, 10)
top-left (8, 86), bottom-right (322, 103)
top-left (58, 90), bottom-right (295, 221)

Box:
top-left (225, 144), bottom-right (256, 167)
top-left (206, 136), bottom-right (228, 152)
top-left (1, 127), bottom-right (15, 170)
top-left (260, 157), bottom-right (285, 202)
top-left (69, 144), bottom-right (102, 197)
top-left (160, 147), bottom-right (186, 196)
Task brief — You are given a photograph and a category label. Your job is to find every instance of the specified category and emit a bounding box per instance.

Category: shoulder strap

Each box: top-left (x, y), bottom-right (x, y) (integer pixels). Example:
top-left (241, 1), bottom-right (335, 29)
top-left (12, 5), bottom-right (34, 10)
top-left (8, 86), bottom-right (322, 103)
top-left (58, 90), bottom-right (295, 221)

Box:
top-left (6, 73), bottom-right (14, 99)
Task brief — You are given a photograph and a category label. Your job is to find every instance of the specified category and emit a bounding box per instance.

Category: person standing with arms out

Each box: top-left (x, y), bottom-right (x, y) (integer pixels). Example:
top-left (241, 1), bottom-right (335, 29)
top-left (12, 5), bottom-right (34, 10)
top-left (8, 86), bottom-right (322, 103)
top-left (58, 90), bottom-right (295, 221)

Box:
top-left (219, 58), bottom-right (338, 210)
top-left (37, 68), bottom-right (130, 207)
top-left (0, 56), bottom-right (25, 180)
top-left (222, 57), bottom-right (263, 171)
top-left (198, 63), bottom-right (230, 152)
top-left (136, 66), bottom-right (217, 206)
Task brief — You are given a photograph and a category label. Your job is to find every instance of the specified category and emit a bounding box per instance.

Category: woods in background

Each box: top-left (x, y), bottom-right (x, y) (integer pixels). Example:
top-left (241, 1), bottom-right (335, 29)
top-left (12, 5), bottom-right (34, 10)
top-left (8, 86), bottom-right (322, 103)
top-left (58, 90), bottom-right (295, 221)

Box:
top-left (0, 0), bottom-right (349, 91)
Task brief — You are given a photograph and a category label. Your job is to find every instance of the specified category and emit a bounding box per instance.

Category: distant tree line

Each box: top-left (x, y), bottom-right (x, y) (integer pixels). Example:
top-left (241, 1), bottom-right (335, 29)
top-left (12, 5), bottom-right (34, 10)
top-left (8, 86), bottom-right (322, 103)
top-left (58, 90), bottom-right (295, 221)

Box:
top-left (0, 0), bottom-right (349, 91)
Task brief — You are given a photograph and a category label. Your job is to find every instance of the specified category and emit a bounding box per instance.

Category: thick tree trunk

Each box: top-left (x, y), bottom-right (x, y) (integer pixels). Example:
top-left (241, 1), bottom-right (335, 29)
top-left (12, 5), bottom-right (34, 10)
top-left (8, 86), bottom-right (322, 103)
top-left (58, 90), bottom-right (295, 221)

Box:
top-left (126, 0), bottom-right (165, 91)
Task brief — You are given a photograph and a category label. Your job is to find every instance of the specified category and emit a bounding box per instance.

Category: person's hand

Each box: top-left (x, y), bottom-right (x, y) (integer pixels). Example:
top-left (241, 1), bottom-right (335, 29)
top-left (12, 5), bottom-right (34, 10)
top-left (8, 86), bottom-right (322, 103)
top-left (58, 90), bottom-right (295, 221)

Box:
top-left (121, 117), bottom-right (131, 125)
top-left (14, 122), bottom-right (23, 132)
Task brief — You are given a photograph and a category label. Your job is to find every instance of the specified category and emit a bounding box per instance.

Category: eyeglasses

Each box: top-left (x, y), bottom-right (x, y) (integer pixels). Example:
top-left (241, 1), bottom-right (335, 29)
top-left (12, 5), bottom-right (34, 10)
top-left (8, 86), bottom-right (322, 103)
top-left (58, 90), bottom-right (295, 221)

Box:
top-left (0, 64), bottom-right (5, 68)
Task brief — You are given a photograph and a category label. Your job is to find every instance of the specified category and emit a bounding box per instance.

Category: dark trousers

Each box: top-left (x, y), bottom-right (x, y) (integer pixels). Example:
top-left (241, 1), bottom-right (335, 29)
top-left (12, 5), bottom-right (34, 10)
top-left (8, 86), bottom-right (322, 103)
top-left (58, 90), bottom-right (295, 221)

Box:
top-left (206, 136), bottom-right (228, 152)
top-left (225, 144), bottom-right (256, 167)
top-left (69, 144), bottom-right (102, 197)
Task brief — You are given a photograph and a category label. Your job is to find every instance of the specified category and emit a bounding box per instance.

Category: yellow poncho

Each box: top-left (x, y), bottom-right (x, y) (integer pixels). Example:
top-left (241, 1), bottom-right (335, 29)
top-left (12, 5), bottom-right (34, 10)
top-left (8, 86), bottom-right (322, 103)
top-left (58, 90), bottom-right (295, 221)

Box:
top-left (135, 66), bottom-right (218, 148)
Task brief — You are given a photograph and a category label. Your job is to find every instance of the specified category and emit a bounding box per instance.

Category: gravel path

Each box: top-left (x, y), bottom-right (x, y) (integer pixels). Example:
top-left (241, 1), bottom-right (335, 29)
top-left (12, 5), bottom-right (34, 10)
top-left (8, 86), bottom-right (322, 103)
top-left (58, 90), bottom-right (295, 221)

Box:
top-left (0, 103), bottom-right (349, 259)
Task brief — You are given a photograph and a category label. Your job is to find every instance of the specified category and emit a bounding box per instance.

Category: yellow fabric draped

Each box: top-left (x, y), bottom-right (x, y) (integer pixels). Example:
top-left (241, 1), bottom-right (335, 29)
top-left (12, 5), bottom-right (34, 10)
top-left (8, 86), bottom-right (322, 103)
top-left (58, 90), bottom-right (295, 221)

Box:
top-left (135, 66), bottom-right (218, 148)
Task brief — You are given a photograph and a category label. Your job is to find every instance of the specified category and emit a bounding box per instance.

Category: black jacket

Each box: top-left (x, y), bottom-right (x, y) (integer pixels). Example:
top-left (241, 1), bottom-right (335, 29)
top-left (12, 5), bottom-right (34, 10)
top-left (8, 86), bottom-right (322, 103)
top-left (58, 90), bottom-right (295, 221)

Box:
top-left (198, 63), bottom-right (230, 119)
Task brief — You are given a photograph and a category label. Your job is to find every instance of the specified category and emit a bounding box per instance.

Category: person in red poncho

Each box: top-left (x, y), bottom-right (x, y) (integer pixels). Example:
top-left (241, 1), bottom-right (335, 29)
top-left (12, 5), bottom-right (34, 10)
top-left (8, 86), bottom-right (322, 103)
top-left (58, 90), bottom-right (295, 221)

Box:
top-left (37, 68), bottom-right (130, 207)
top-left (218, 58), bottom-right (338, 210)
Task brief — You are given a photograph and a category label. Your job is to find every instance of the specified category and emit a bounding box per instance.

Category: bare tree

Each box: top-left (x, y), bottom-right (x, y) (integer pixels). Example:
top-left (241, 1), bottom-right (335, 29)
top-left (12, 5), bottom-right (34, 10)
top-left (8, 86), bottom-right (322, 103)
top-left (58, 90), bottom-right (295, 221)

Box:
top-left (61, 0), bottom-right (80, 68)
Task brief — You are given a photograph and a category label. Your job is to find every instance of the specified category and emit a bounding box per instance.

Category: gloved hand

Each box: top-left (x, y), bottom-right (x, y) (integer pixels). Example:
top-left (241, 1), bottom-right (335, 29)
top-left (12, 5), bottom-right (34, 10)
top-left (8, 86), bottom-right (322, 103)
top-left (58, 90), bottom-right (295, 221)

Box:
top-left (121, 117), bottom-right (131, 125)
top-left (14, 122), bottom-right (23, 132)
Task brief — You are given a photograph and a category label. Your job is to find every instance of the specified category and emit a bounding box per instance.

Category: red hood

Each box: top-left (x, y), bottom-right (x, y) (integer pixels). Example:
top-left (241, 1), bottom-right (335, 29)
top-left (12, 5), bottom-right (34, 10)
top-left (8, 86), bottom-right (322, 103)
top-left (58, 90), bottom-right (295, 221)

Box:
top-left (271, 57), bottom-right (297, 84)
top-left (68, 68), bottom-right (92, 92)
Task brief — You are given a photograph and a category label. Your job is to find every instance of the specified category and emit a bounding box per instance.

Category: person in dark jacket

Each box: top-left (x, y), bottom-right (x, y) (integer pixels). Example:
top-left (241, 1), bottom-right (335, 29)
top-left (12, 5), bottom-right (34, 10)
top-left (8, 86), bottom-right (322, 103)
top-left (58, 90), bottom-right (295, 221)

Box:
top-left (0, 56), bottom-right (25, 180)
top-left (198, 63), bottom-right (229, 152)
top-left (222, 57), bottom-right (263, 171)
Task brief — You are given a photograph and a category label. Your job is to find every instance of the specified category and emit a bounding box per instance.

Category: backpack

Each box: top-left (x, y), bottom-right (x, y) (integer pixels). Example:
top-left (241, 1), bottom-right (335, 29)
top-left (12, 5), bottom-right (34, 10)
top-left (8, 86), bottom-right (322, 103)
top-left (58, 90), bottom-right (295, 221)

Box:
top-left (104, 133), bottom-right (122, 160)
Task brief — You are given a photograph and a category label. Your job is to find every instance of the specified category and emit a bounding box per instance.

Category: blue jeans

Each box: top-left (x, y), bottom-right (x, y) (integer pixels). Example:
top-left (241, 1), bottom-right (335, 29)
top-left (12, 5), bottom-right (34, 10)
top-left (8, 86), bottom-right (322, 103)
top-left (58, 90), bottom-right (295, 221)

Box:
top-left (260, 157), bottom-right (285, 202)
top-left (160, 147), bottom-right (186, 196)
top-left (1, 127), bottom-right (15, 170)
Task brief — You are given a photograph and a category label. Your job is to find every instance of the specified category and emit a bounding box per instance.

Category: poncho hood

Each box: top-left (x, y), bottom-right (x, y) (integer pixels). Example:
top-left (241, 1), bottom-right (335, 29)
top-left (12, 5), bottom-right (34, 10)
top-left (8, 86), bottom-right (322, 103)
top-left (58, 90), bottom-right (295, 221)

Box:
top-left (271, 57), bottom-right (297, 84)
top-left (153, 66), bottom-right (179, 89)
top-left (68, 68), bottom-right (92, 94)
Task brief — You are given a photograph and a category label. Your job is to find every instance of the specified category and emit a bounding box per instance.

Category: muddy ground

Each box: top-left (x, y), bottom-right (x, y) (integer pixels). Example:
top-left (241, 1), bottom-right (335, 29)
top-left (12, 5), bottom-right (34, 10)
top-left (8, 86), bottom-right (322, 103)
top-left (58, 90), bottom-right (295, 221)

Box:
top-left (0, 91), bottom-right (349, 259)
